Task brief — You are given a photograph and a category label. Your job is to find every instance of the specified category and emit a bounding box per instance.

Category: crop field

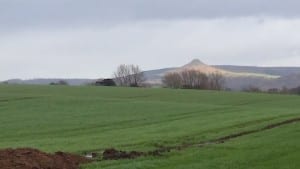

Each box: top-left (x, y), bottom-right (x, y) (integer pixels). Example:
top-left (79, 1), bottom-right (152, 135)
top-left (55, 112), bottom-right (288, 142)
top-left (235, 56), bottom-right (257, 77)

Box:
top-left (0, 85), bottom-right (300, 169)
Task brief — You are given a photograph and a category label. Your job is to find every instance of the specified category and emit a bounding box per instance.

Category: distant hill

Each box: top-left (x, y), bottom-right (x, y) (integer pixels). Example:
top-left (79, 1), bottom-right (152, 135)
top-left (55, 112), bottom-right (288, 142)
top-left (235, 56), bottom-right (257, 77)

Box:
top-left (144, 59), bottom-right (300, 90)
top-left (224, 74), bottom-right (300, 91)
top-left (3, 78), bottom-right (96, 86)
top-left (3, 59), bottom-right (300, 90)
top-left (143, 68), bottom-right (176, 84)
top-left (215, 65), bottom-right (300, 76)
top-left (174, 59), bottom-right (278, 78)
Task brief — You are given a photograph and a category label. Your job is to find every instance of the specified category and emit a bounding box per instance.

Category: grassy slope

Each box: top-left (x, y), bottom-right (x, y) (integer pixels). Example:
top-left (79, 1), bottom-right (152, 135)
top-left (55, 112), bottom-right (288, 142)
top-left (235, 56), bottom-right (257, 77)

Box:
top-left (0, 85), bottom-right (299, 168)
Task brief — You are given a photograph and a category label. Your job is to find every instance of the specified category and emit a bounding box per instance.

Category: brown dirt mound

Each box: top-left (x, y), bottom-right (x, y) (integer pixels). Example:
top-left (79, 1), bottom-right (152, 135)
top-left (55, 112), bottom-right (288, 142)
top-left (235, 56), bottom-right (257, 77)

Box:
top-left (102, 147), bottom-right (170, 160)
top-left (0, 148), bottom-right (90, 169)
top-left (103, 148), bottom-right (144, 160)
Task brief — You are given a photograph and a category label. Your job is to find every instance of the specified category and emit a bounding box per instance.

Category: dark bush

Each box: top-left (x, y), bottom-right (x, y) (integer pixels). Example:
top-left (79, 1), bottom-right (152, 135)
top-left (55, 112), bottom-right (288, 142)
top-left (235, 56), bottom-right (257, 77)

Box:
top-left (95, 79), bottom-right (116, 86)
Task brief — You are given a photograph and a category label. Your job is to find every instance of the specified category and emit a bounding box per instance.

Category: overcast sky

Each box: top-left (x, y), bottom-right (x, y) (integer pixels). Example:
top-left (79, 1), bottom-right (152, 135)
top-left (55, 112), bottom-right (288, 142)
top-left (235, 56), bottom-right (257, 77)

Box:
top-left (1, 0), bottom-right (300, 80)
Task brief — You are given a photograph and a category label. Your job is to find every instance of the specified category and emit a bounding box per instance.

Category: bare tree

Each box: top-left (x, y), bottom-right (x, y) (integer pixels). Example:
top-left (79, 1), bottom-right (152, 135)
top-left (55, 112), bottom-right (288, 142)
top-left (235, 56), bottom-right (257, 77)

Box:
top-left (180, 70), bottom-right (208, 89)
top-left (114, 64), bottom-right (145, 87)
top-left (180, 70), bottom-right (194, 89)
top-left (162, 70), bottom-right (225, 91)
top-left (163, 70), bottom-right (210, 89)
top-left (194, 71), bottom-right (209, 89)
top-left (114, 64), bottom-right (131, 86)
top-left (130, 65), bottom-right (145, 87)
top-left (208, 72), bottom-right (225, 90)
top-left (162, 72), bottom-right (182, 88)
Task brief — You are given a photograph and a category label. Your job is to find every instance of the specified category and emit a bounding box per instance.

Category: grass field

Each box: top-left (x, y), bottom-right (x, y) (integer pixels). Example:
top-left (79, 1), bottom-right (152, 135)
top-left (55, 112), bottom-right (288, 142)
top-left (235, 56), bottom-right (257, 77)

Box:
top-left (0, 84), bottom-right (299, 169)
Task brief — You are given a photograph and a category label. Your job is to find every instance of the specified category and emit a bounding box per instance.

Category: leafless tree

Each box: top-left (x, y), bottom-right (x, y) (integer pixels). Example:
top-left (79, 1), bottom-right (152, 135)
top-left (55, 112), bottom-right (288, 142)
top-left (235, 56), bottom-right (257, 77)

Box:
top-left (114, 64), bottom-right (129, 86)
top-left (162, 70), bottom-right (225, 90)
top-left (181, 70), bottom-right (208, 89)
top-left (194, 71), bottom-right (209, 89)
top-left (163, 70), bottom-right (209, 89)
top-left (162, 72), bottom-right (182, 88)
top-left (114, 64), bottom-right (145, 87)
top-left (130, 65), bottom-right (145, 87)
top-left (208, 72), bottom-right (225, 90)
top-left (180, 70), bottom-right (194, 89)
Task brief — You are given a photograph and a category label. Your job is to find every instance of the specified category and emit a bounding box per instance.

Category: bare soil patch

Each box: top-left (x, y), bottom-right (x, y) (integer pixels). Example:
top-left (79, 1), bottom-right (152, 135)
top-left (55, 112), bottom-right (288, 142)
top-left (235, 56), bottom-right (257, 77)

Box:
top-left (0, 148), bottom-right (90, 169)
top-left (102, 148), bottom-right (170, 160)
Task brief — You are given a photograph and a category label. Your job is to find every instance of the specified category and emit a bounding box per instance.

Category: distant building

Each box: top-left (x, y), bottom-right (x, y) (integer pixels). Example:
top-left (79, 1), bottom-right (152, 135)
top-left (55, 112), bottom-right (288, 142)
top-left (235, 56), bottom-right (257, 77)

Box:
top-left (95, 79), bottom-right (116, 86)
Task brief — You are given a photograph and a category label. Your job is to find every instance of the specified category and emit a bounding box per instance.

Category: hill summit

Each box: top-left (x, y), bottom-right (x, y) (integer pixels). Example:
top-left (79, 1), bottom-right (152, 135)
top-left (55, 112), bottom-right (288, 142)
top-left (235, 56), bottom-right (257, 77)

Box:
top-left (180, 59), bottom-right (225, 74)
top-left (183, 59), bottom-right (206, 67)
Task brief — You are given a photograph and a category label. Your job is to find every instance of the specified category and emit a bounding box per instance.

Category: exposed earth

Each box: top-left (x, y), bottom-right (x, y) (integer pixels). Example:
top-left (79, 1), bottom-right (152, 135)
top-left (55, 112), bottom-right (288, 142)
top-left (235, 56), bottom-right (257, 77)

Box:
top-left (0, 148), bottom-right (90, 169)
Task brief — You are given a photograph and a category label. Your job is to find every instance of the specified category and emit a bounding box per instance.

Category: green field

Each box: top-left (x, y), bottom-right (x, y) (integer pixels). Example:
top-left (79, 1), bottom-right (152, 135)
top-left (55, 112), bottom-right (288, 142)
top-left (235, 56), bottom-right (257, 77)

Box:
top-left (0, 85), bottom-right (300, 169)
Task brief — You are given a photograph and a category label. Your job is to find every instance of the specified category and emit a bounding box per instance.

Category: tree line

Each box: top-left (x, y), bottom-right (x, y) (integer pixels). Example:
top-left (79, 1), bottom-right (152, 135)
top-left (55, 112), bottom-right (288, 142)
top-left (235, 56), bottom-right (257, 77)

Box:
top-left (98, 64), bottom-right (226, 90)
top-left (162, 69), bottom-right (225, 90)
top-left (243, 85), bottom-right (300, 95)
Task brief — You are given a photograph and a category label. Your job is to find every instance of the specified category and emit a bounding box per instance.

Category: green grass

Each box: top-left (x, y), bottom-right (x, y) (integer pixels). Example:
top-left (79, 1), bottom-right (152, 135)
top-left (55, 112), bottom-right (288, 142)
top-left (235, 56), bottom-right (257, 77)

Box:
top-left (0, 84), bottom-right (299, 169)
top-left (85, 122), bottom-right (300, 169)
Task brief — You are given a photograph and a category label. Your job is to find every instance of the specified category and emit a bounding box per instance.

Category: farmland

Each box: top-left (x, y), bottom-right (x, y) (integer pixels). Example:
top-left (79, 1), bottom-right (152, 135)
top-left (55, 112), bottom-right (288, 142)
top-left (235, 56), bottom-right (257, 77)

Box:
top-left (0, 84), bottom-right (300, 169)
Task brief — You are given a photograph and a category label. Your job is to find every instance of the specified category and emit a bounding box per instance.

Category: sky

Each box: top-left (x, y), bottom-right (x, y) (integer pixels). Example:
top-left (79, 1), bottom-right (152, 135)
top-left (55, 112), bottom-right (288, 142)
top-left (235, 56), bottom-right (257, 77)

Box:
top-left (1, 0), bottom-right (300, 80)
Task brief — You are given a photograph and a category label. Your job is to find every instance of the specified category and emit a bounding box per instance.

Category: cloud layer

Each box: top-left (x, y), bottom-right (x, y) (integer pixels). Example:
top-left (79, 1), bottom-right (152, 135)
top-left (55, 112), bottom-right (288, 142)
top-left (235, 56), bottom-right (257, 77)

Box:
top-left (1, 1), bottom-right (300, 80)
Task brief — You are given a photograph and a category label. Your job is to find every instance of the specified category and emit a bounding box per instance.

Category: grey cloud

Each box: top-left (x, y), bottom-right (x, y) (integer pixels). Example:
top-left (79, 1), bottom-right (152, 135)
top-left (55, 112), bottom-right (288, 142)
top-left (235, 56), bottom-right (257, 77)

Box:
top-left (1, 17), bottom-right (300, 80)
top-left (1, 1), bottom-right (300, 80)
top-left (1, 0), bottom-right (300, 30)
